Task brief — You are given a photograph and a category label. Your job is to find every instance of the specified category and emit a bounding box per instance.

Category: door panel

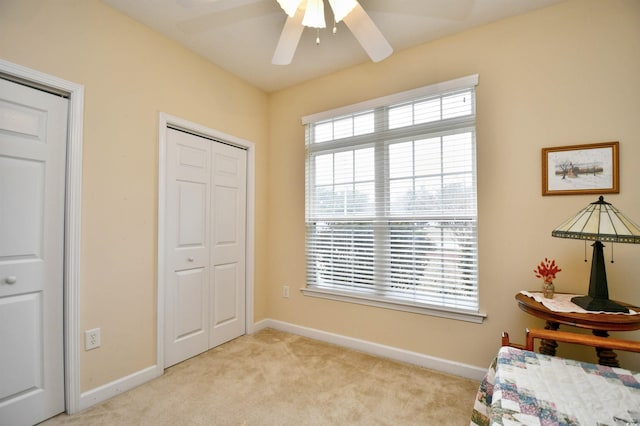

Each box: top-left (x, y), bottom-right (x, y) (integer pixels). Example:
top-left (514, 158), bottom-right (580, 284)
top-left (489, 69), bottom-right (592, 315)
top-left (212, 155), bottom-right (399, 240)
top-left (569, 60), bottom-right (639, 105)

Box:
top-left (177, 181), bottom-right (207, 247)
top-left (0, 78), bottom-right (67, 425)
top-left (0, 293), bottom-right (42, 399)
top-left (175, 268), bottom-right (207, 340)
top-left (213, 264), bottom-right (237, 324)
top-left (0, 156), bottom-right (44, 261)
top-left (213, 186), bottom-right (239, 265)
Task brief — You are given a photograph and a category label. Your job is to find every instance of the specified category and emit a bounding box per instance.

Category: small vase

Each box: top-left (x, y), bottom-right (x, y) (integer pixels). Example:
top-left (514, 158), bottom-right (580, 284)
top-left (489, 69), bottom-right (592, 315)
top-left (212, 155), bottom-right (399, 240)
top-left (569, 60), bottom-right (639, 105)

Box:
top-left (543, 281), bottom-right (555, 299)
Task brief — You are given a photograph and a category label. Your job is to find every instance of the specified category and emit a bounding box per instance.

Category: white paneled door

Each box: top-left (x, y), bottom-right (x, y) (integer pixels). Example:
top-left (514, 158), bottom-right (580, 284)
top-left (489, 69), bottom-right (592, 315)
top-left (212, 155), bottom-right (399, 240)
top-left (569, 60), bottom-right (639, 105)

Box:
top-left (164, 128), bottom-right (246, 368)
top-left (0, 79), bottom-right (68, 424)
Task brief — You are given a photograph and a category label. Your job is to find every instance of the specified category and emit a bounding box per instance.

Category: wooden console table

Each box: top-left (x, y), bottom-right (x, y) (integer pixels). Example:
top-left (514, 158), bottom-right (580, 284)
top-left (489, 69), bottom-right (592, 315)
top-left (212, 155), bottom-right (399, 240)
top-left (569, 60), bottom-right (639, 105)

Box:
top-left (515, 292), bottom-right (640, 367)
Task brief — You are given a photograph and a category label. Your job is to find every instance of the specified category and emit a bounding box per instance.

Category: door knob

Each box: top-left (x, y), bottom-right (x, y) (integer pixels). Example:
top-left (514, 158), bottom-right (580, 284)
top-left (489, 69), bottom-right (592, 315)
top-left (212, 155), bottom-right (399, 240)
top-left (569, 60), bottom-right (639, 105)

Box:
top-left (5, 276), bottom-right (17, 284)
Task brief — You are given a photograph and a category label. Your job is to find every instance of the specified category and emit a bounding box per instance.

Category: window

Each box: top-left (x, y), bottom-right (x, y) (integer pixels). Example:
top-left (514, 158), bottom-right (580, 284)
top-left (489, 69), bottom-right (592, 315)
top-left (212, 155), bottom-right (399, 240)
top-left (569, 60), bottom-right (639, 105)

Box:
top-left (302, 75), bottom-right (484, 323)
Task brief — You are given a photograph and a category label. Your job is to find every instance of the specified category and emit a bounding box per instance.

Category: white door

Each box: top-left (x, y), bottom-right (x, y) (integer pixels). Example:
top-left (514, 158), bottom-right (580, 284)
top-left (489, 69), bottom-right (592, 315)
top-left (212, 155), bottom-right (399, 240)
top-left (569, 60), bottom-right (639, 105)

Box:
top-left (164, 128), bottom-right (211, 367)
top-left (0, 79), bottom-right (68, 424)
top-left (164, 128), bottom-right (246, 368)
top-left (209, 141), bottom-right (246, 348)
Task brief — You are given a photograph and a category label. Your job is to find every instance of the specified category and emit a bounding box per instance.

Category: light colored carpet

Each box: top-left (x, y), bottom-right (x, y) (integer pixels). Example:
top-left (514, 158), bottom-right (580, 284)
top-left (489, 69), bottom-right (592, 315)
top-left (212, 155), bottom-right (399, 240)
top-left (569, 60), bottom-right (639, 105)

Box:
top-left (42, 328), bottom-right (480, 425)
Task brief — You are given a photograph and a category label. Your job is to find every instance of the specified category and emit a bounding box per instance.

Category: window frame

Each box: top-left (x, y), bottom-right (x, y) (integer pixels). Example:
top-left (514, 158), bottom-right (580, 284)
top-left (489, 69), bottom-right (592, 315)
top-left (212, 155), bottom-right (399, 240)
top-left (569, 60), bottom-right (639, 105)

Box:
top-left (302, 75), bottom-right (486, 323)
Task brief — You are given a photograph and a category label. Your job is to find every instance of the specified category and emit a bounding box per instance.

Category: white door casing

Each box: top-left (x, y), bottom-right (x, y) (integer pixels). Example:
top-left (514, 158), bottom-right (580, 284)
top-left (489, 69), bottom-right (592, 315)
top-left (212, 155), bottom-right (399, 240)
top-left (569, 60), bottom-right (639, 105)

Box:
top-left (162, 124), bottom-right (250, 368)
top-left (0, 79), bottom-right (67, 425)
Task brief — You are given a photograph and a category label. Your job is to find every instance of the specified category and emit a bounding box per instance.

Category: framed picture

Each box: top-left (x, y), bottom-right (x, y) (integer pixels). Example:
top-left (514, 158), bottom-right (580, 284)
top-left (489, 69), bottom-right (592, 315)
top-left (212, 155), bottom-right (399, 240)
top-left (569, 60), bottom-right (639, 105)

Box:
top-left (542, 141), bottom-right (619, 196)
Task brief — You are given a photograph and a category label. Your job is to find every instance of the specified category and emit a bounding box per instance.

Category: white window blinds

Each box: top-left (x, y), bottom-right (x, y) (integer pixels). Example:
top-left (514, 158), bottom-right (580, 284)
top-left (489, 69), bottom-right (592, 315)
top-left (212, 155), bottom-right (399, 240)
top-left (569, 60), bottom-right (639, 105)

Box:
top-left (304, 75), bottom-right (479, 315)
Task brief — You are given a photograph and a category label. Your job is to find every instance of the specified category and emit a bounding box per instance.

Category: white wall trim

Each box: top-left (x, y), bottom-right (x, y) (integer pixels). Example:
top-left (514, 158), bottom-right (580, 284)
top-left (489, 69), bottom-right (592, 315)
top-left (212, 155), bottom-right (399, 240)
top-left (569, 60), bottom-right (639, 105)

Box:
top-left (0, 59), bottom-right (84, 415)
top-left (78, 365), bottom-right (160, 412)
top-left (254, 319), bottom-right (487, 381)
top-left (157, 113), bottom-right (256, 370)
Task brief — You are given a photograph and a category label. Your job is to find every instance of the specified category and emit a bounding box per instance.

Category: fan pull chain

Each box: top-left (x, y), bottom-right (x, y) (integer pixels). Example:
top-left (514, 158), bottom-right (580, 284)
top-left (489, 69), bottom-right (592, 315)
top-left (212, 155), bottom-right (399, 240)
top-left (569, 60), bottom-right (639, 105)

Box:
top-left (333, 20), bottom-right (337, 35)
top-left (316, 28), bottom-right (320, 45)
top-left (584, 240), bottom-right (587, 262)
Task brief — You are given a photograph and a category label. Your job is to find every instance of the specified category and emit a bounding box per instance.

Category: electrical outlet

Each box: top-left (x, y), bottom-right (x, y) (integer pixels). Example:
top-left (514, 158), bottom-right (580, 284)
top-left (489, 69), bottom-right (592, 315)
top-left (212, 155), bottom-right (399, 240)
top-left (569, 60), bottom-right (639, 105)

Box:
top-left (85, 328), bottom-right (101, 351)
top-left (283, 285), bottom-right (290, 298)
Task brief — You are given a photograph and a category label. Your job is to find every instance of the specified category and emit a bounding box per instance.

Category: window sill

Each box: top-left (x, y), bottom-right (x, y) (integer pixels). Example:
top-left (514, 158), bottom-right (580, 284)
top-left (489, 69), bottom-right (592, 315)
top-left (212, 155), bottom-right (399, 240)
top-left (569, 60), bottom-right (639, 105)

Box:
top-left (301, 287), bottom-right (486, 324)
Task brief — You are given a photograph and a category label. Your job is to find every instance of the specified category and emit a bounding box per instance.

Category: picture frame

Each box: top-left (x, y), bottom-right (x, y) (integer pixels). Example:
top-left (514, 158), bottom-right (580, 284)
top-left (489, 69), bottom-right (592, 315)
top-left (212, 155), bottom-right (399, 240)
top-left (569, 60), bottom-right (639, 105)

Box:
top-left (542, 141), bottom-right (619, 196)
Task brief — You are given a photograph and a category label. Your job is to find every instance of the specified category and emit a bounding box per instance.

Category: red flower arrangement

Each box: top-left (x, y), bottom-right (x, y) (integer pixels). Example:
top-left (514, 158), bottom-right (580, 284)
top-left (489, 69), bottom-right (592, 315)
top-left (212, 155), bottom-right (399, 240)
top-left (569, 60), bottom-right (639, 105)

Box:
top-left (534, 258), bottom-right (561, 284)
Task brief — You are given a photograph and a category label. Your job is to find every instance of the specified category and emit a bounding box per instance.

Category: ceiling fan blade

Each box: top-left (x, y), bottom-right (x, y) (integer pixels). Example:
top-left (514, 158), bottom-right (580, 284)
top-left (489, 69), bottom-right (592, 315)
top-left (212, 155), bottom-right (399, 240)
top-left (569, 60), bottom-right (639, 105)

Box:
top-left (271, 7), bottom-right (305, 65)
top-left (342, 2), bottom-right (393, 62)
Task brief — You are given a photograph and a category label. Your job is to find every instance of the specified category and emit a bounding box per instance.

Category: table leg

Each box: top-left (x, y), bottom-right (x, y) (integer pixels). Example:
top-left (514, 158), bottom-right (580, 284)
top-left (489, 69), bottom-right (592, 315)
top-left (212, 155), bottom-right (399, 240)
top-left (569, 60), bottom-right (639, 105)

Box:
top-left (592, 330), bottom-right (620, 367)
top-left (539, 321), bottom-right (559, 356)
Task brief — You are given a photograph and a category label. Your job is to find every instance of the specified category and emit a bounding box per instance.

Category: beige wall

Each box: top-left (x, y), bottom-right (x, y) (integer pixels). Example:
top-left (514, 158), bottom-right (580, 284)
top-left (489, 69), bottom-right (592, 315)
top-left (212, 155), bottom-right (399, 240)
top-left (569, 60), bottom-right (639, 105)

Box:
top-left (1, 0), bottom-right (639, 398)
top-left (267, 0), bottom-right (640, 370)
top-left (0, 0), bottom-right (269, 391)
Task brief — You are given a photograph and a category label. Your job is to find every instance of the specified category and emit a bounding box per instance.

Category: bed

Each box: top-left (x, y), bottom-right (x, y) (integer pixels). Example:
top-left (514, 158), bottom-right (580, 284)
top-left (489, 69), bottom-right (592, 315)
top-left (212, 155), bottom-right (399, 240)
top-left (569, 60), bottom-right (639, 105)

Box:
top-left (471, 328), bottom-right (640, 425)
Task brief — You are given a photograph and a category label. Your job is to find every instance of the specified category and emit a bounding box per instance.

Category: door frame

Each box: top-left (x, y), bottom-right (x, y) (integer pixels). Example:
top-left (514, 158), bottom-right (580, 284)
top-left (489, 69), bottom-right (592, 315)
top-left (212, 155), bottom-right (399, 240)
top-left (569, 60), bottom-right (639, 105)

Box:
top-left (157, 112), bottom-right (255, 369)
top-left (0, 59), bottom-right (84, 414)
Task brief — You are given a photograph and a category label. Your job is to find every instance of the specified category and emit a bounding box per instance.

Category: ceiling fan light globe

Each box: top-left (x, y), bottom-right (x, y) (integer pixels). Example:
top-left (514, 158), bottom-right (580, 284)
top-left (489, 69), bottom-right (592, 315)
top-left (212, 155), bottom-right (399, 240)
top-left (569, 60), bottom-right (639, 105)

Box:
top-left (328, 0), bottom-right (357, 22)
top-left (276, 0), bottom-right (303, 17)
top-left (302, 0), bottom-right (326, 28)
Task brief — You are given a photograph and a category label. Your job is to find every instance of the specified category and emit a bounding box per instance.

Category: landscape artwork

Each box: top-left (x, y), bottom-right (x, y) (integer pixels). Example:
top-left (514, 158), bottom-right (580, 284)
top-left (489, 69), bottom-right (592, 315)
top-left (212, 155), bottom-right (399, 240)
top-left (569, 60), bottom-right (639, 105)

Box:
top-left (541, 142), bottom-right (619, 196)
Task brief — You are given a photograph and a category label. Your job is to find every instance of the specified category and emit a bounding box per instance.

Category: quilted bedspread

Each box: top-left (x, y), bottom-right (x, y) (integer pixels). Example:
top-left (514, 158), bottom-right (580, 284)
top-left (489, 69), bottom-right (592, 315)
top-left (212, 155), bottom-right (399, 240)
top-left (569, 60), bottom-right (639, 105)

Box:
top-left (471, 346), bottom-right (640, 425)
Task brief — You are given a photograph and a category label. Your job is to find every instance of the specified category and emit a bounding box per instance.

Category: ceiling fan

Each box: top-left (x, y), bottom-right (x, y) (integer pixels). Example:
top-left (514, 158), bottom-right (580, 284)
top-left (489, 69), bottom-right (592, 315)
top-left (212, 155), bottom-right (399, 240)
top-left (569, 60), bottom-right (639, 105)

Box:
top-left (271, 0), bottom-right (393, 65)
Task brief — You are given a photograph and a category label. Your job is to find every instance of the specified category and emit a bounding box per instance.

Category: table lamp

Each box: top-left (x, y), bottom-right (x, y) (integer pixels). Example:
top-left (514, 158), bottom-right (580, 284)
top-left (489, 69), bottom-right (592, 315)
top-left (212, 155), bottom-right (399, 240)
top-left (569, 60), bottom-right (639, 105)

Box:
top-left (552, 196), bottom-right (640, 312)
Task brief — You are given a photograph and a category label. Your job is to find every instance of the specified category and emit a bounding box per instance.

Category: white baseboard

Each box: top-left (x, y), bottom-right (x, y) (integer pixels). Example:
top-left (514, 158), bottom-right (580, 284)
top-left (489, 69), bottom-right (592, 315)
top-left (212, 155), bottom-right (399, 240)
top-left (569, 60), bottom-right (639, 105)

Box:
top-left (78, 365), bottom-right (162, 412)
top-left (254, 319), bottom-right (487, 381)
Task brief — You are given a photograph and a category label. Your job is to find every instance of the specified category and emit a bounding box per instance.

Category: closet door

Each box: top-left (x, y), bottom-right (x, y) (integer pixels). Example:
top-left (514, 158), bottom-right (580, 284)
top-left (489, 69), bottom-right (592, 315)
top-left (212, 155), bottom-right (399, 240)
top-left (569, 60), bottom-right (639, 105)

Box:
top-left (164, 128), bottom-right (246, 368)
top-left (164, 128), bottom-right (210, 367)
top-left (209, 142), bottom-right (246, 348)
top-left (0, 78), bottom-right (67, 424)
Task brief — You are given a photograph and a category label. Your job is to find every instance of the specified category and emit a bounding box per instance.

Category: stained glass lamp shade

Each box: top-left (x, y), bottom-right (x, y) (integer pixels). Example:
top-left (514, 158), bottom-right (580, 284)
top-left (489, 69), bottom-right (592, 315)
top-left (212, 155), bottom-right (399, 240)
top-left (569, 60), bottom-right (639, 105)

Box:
top-left (552, 196), bottom-right (640, 312)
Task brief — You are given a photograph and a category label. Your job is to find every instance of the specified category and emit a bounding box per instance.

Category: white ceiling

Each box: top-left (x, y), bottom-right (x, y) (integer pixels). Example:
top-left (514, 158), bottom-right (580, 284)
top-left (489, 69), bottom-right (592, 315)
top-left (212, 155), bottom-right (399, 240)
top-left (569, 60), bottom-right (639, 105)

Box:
top-left (102, 0), bottom-right (565, 92)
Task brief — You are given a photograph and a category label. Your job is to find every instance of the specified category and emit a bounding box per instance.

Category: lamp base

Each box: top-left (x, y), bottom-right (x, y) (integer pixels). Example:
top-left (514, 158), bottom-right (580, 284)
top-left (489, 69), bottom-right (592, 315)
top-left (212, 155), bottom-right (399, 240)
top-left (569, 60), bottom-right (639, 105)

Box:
top-left (571, 295), bottom-right (629, 313)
